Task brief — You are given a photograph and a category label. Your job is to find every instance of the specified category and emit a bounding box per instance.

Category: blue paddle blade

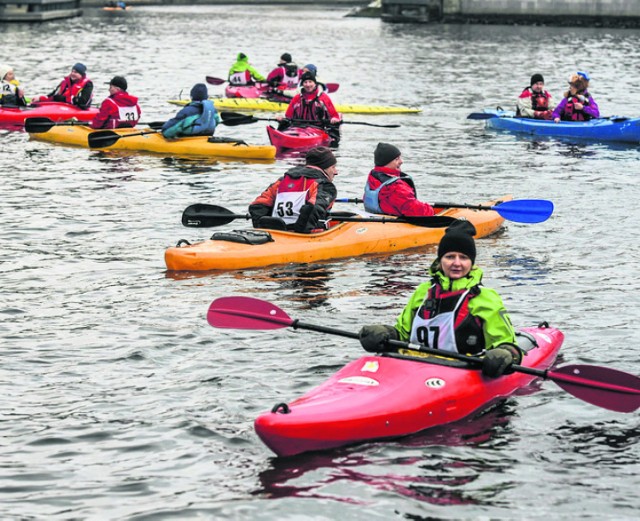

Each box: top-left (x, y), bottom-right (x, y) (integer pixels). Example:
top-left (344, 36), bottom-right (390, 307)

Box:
top-left (493, 199), bottom-right (554, 224)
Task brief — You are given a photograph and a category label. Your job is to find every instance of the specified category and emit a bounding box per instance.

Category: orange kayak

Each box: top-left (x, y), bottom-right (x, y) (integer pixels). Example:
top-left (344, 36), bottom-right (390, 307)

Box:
top-left (165, 196), bottom-right (510, 271)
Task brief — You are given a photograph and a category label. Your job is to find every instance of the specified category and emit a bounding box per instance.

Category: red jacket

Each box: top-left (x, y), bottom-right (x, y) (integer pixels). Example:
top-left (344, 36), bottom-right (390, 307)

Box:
top-left (91, 91), bottom-right (141, 129)
top-left (365, 167), bottom-right (435, 217)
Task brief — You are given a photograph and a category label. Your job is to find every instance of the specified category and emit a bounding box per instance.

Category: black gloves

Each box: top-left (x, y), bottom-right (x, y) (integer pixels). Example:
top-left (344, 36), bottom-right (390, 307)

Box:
top-left (359, 325), bottom-right (399, 353)
top-left (482, 344), bottom-right (522, 378)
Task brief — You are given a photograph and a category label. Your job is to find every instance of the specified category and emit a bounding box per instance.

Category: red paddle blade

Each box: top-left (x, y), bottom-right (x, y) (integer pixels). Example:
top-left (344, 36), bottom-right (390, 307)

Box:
top-left (549, 364), bottom-right (640, 413)
top-left (207, 296), bottom-right (293, 330)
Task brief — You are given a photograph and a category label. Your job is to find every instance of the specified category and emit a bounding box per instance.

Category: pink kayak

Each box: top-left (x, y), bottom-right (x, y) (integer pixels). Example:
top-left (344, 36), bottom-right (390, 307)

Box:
top-left (266, 124), bottom-right (332, 150)
top-left (225, 84), bottom-right (267, 99)
top-left (0, 101), bottom-right (98, 128)
top-left (254, 325), bottom-right (564, 457)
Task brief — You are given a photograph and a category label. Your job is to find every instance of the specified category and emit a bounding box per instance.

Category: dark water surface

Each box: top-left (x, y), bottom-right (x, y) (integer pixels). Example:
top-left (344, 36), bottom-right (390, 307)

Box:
top-left (2, 6), bottom-right (639, 520)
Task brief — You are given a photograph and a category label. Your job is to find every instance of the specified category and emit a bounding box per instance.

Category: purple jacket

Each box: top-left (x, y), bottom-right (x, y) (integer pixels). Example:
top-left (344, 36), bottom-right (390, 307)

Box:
top-left (551, 91), bottom-right (600, 121)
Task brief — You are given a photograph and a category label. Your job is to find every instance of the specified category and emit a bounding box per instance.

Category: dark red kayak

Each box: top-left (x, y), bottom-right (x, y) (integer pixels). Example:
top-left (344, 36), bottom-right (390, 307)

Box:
top-left (266, 124), bottom-right (332, 150)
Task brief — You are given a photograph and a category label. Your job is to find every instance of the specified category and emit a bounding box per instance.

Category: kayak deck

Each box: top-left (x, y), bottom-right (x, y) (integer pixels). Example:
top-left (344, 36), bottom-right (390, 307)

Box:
top-left (266, 125), bottom-right (331, 150)
top-left (164, 196), bottom-right (510, 271)
top-left (29, 125), bottom-right (276, 160)
top-left (168, 97), bottom-right (422, 115)
top-left (255, 326), bottom-right (564, 456)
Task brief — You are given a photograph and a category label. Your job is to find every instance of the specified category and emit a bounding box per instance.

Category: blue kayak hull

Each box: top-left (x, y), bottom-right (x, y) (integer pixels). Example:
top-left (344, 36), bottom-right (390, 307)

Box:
top-left (483, 110), bottom-right (640, 144)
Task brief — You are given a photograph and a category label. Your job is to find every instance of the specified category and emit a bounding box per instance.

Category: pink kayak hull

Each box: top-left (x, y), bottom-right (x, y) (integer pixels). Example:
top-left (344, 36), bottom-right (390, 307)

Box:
top-left (266, 124), bottom-right (331, 150)
top-left (0, 101), bottom-right (98, 127)
top-left (254, 326), bottom-right (564, 457)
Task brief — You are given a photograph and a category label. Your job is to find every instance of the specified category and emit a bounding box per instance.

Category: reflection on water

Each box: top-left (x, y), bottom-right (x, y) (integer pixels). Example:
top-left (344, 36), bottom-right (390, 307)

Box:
top-left (255, 403), bottom-right (518, 506)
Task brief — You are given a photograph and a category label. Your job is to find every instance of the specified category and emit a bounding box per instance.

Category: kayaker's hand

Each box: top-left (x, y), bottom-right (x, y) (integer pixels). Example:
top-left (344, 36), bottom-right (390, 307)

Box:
top-left (359, 325), bottom-right (398, 353)
top-left (554, 117), bottom-right (560, 123)
top-left (329, 117), bottom-right (340, 125)
top-left (482, 344), bottom-right (520, 378)
top-left (574, 102), bottom-right (584, 111)
top-left (276, 116), bottom-right (283, 121)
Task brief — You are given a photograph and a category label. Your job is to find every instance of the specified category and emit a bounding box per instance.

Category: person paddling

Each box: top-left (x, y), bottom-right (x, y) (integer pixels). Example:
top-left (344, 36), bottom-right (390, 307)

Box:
top-left (276, 71), bottom-right (342, 144)
top-left (161, 83), bottom-right (220, 138)
top-left (90, 76), bottom-right (141, 129)
top-left (266, 53), bottom-right (300, 89)
top-left (552, 71), bottom-right (600, 123)
top-left (363, 143), bottom-right (435, 217)
top-left (228, 53), bottom-right (266, 86)
top-left (359, 220), bottom-right (522, 378)
top-left (249, 146), bottom-right (338, 233)
top-left (32, 63), bottom-right (93, 109)
top-left (0, 64), bottom-right (26, 107)
top-left (516, 73), bottom-right (555, 120)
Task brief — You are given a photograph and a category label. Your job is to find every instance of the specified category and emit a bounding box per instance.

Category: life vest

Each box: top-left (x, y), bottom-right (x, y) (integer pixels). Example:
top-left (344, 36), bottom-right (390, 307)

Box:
top-left (0, 80), bottom-right (20, 105)
top-left (282, 64), bottom-right (300, 88)
top-left (271, 174), bottom-right (317, 225)
top-left (229, 70), bottom-right (252, 85)
top-left (56, 75), bottom-right (92, 107)
top-left (189, 100), bottom-right (217, 134)
top-left (409, 283), bottom-right (485, 354)
top-left (530, 89), bottom-right (551, 111)
top-left (291, 90), bottom-right (330, 122)
top-left (364, 176), bottom-right (401, 214)
top-left (562, 94), bottom-right (590, 121)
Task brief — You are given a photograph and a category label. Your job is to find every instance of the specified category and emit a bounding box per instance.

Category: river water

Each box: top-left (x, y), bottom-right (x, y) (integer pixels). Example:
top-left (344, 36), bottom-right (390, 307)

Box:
top-left (1, 6), bottom-right (639, 520)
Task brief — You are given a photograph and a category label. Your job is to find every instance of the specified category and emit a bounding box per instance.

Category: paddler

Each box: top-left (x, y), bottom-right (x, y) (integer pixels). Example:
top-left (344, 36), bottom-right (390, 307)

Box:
top-left (248, 146), bottom-right (338, 233)
top-left (552, 71), bottom-right (600, 123)
top-left (266, 53), bottom-right (300, 89)
top-left (276, 71), bottom-right (342, 145)
top-left (161, 83), bottom-right (219, 138)
top-left (31, 63), bottom-right (94, 109)
top-left (0, 64), bottom-right (27, 106)
top-left (363, 142), bottom-right (435, 217)
top-left (516, 73), bottom-right (555, 120)
top-left (228, 53), bottom-right (265, 86)
top-left (359, 220), bottom-right (523, 378)
top-left (90, 76), bottom-right (141, 129)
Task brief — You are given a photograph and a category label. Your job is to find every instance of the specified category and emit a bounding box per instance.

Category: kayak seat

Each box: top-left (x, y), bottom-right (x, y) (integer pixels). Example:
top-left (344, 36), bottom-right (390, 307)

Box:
top-left (210, 229), bottom-right (273, 245)
top-left (256, 216), bottom-right (287, 231)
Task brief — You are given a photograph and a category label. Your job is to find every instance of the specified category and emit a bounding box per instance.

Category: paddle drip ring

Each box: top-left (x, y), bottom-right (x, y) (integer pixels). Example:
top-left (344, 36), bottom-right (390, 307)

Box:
top-left (271, 402), bottom-right (291, 414)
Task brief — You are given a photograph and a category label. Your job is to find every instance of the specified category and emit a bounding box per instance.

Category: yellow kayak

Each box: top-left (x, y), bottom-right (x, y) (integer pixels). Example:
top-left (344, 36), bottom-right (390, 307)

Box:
top-left (168, 97), bottom-right (422, 115)
top-left (165, 197), bottom-right (509, 271)
top-left (29, 125), bottom-right (276, 161)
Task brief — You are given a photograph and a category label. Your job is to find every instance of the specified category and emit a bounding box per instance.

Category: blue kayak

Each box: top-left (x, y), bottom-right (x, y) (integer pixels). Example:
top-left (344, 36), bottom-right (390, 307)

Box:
top-left (479, 109), bottom-right (640, 144)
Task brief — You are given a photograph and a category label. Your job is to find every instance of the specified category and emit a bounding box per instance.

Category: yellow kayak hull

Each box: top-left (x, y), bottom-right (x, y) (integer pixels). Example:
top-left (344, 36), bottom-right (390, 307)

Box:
top-left (29, 125), bottom-right (276, 160)
top-left (165, 197), bottom-right (509, 271)
top-left (168, 97), bottom-right (422, 115)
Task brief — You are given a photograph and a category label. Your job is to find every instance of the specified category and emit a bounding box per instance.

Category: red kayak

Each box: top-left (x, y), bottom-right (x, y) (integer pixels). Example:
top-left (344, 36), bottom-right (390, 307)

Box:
top-left (225, 84), bottom-right (268, 99)
top-left (266, 124), bottom-right (332, 150)
top-left (0, 101), bottom-right (98, 128)
top-left (254, 325), bottom-right (564, 457)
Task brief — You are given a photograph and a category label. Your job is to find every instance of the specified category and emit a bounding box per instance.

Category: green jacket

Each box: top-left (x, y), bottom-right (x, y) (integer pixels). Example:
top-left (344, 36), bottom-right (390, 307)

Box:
top-left (394, 263), bottom-right (517, 350)
top-left (228, 54), bottom-right (265, 82)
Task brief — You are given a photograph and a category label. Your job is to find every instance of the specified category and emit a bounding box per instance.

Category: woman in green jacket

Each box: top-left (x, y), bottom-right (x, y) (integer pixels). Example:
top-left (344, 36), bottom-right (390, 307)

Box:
top-left (359, 220), bottom-right (522, 378)
top-left (228, 53), bottom-right (265, 85)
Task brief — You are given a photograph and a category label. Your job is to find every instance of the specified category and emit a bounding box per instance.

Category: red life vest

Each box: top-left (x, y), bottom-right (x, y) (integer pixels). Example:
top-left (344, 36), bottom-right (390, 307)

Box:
top-left (291, 90), bottom-right (330, 122)
top-left (414, 283), bottom-right (485, 354)
top-left (530, 90), bottom-right (551, 111)
top-left (57, 75), bottom-right (92, 105)
top-left (563, 95), bottom-right (590, 121)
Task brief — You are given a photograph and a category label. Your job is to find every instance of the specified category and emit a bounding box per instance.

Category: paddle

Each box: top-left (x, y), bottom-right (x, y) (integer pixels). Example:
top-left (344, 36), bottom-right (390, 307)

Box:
top-left (467, 112), bottom-right (629, 123)
top-left (181, 203), bottom-right (456, 228)
top-left (207, 296), bottom-right (640, 414)
top-left (88, 129), bottom-right (161, 148)
top-left (220, 111), bottom-right (401, 129)
top-left (206, 75), bottom-right (340, 93)
top-left (26, 117), bottom-right (166, 134)
top-left (335, 198), bottom-right (553, 224)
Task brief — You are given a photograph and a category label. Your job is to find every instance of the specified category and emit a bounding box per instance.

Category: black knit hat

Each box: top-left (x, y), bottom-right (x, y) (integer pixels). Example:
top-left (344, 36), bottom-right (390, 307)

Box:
top-left (437, 220), bottom-right (477, 263)
top-left (300, 71), bottom-right (317, 84)
top-left (190, 83), bottom-right (208, 101)
top-left (280, 53), bottom-right (292, 64)
top-left (306, 146), bottom-right (337, 170)
top-left (106, 76), bottom-right (127, 91)
top-left (530, 73), bottom-right (544, 85)
top-left (374, 142), bottom-right (401, 166)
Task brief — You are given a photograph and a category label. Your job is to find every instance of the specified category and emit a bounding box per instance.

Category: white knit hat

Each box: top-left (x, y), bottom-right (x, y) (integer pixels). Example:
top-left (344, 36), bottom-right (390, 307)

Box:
top-left (0, 64), bottom-right (13, 81)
